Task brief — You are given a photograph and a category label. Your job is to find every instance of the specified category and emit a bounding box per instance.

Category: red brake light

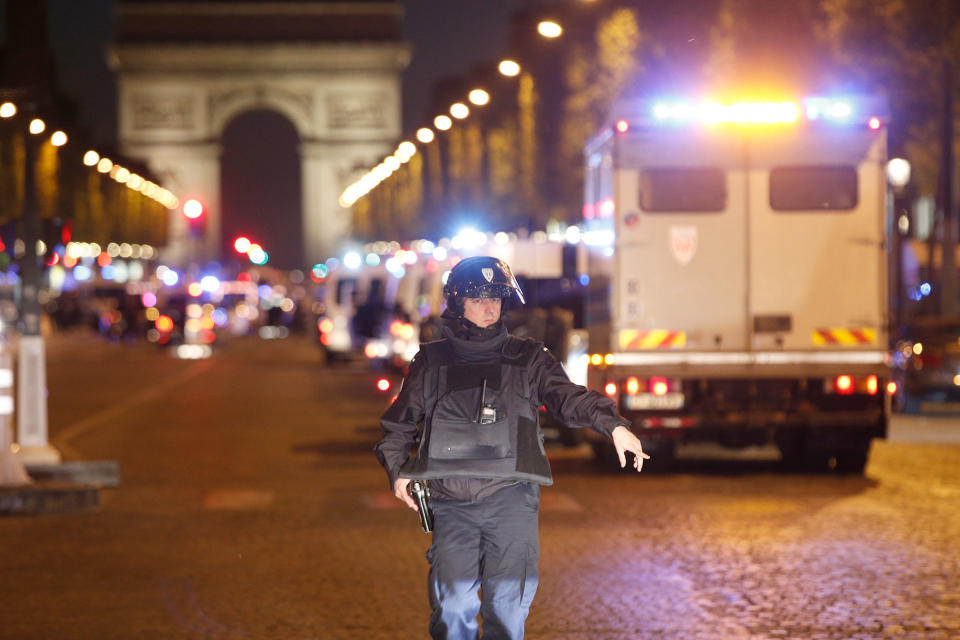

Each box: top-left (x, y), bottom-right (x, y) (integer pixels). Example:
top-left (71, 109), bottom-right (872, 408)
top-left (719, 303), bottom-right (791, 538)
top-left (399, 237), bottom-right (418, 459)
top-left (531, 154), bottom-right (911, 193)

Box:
top-left (886, 381), bottom-right (898, 395)
top-left (835, 375), bottom-right (854, 394)
top-left (650, 377), bottom-right (668, 396)
top-left (604, 382), bottom-right (618, 397)
top-left (376, 378), bottom-right (391, 392)
top-left (866, 375), bottom-right (878, 395)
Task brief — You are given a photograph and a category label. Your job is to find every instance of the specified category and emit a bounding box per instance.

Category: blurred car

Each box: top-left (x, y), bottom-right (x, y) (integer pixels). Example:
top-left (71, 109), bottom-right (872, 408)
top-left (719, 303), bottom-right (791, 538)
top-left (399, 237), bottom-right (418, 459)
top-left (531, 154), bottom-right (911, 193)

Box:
top-left (893, 316), bottom-right (960, 410)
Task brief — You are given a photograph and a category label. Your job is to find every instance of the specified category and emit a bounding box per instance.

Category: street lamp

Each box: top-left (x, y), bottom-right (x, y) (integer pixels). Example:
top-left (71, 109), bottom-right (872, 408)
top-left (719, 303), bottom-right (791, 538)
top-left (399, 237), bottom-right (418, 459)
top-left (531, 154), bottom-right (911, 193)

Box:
top-left (537, 20), bottom-right (563, 38)
top-left (450, 103), bottom-right (469, 119)
top-left (416, 127), bottom-right (435, 143)
top-left (0, 102), bottom-right (16, 118)
top-left (498, 59), bottom-right (521, 77)
top-left (434, 115), bottom-right (452, 131)
top-left (468, 89), bottom-right (490, 106)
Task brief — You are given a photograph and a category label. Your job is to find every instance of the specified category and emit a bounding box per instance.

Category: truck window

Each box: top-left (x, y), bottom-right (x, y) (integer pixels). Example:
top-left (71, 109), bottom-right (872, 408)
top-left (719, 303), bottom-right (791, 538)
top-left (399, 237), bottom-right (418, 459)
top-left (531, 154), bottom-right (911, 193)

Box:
top-left (639, 168), bottom-right (726, 212)
top-left (769, 166), bottom-right (858, 211)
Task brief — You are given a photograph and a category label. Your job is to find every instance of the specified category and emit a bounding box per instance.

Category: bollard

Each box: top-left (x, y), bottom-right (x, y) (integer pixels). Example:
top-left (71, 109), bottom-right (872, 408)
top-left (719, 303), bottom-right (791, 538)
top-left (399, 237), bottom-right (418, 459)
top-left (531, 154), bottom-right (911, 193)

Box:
top-left (0, 338), bottom-right (30, 485)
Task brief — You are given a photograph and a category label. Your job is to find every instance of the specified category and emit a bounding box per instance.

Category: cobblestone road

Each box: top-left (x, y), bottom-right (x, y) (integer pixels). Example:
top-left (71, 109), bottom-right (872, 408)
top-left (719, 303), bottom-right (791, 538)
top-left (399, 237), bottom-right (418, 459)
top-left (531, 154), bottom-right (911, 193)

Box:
top-left (1, 334), bottom-right (958, 639)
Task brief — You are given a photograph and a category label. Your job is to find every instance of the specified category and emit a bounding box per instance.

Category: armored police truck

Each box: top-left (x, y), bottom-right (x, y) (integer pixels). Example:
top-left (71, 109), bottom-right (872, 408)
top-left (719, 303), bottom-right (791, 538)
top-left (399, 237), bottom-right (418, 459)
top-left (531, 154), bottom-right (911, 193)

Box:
top-left (581, 96), bottom-right (893, 473)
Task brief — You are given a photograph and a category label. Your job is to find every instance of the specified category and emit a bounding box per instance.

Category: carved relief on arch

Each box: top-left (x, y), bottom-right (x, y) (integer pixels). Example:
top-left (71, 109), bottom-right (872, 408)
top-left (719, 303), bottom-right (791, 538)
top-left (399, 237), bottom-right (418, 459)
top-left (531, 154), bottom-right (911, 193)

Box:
top-left (208, 85), bottom-right (314, 138)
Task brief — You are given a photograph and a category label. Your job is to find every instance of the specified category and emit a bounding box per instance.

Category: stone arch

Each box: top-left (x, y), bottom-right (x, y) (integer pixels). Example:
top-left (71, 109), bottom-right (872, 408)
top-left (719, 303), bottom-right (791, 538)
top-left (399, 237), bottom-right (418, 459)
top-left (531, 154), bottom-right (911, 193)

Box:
top-left (209, 86), bottom-right (315, 141)
top-left (220, 108), bottom-right (303, 268)
top-left (109, 1), bottom-right (410, 267)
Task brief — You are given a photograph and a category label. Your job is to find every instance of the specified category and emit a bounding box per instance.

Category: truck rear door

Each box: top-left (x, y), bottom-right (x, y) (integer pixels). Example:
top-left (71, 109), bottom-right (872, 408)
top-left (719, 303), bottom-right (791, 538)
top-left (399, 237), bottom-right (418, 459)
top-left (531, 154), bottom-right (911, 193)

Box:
top-left (747, 128), bottom-right (886, 351)
top-left (614, 128), bottom-right (749, 351)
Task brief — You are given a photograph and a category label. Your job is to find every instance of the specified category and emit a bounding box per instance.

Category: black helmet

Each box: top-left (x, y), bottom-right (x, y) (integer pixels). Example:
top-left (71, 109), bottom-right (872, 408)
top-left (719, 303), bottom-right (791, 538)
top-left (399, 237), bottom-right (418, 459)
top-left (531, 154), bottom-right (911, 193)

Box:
top-left (442, 256), bottom-right (525, 319)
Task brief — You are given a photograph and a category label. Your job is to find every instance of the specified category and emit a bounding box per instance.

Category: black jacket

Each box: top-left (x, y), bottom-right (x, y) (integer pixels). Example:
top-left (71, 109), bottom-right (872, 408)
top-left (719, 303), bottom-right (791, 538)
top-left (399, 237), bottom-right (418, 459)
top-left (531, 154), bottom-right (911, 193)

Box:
top-left (375, 323), bottom-right (629, 501)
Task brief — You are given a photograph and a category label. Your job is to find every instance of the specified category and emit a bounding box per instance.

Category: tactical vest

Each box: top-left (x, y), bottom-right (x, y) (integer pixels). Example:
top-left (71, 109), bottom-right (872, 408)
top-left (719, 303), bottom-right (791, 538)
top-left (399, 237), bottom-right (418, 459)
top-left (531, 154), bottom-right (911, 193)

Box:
top-left (398, 336), bottom-right (554, 485)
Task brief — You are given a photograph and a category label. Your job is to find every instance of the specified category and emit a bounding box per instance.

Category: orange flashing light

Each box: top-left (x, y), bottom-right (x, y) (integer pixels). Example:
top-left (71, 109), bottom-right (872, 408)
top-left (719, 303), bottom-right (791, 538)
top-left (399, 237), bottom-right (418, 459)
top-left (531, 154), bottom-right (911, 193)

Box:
top-left (866, 375), bottom-right (879, 395)
top-left (625, 376), bottom-right (640, 395)
top-left (318, 318), bottom-right (334, 334)
top-left (886, 381), bottom-right (898, 395)
top-left (604, 382), bottom-right (618, 397)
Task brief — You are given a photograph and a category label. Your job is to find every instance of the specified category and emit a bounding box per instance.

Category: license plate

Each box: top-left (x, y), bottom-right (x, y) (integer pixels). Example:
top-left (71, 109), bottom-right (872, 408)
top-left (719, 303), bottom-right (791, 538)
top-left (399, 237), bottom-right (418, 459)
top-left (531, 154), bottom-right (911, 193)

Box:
top-left (623, 392), bottom-right (684, 410)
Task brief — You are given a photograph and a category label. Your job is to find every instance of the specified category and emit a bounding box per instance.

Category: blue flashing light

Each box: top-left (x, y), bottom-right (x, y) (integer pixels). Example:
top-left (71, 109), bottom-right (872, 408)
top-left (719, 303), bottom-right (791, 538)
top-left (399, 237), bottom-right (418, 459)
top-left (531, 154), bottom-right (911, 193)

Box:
top-left (74, 265), bottom-right (92, 282)
top-left (212, 308), bottom-right (229, 327)
top-left (579, 274), bottom-right (590, 287)
top-left (201, 275), bottom-right (220, 292)
top-left (101, 265), bottom-right (115, 281)
top-left (920, 282), bottom-right (932, 296)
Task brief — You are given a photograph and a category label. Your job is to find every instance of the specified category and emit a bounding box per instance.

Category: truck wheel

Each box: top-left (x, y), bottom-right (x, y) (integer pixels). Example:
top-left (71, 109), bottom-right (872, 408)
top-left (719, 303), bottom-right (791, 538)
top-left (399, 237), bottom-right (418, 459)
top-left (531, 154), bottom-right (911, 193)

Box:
top-left (834, 440), bottom-right (871, 475)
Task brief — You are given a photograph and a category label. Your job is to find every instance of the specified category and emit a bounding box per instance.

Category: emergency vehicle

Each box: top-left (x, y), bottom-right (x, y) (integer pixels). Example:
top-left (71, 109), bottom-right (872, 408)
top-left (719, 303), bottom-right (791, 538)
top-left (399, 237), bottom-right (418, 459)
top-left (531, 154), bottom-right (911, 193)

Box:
top-left (581, 95), bottom-right (893, 473)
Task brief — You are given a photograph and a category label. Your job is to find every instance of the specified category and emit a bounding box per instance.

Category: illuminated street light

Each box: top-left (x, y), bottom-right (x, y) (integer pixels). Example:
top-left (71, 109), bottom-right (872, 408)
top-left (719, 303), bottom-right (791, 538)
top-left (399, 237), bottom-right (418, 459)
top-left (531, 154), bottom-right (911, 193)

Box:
top-left (468, 89), bottom-right (490, 106)
top-left (886, 158), bottom-right (911, 189)
top-left (537, 20), bottom-right (563, 38)
top-left (28, 118), bottom-right (45, 135)
top-left (0, 102), bottom-right (16, 118)
top-left (450, 103), bottom-right (470, 119)
top-left (96, 157), bottom-right (113, 173)
top-left (498, 59), bottom-right (521, 77)
top-left (114, 167), bottom-right (131, 183)
top-left (416, 127), bottom-right (435, 143)
top-left (83, 150), bottom-right (100, 166)
top-left (396, 141), bottom-right (417, 162)
top-left (434, 115), bottom-right (452, 130)
top-left (50, 131), bottom-right (67, 147)
top-left (183, 199), bottom-right (204, 220)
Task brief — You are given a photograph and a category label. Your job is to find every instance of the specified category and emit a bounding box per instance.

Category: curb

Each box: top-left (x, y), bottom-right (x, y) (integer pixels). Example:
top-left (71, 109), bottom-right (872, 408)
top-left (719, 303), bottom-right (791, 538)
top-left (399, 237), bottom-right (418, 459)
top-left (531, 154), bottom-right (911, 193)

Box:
top-left (0, 482), bottom-right (100, 516)
top-left (25, 460), bottom-right (120, 487)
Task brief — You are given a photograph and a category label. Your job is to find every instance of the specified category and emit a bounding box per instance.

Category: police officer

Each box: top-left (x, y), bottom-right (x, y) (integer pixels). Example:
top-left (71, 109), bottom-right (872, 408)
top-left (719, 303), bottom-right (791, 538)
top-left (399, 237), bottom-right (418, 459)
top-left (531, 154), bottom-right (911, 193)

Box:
top-left (375, 256), bottom-right (648, 640)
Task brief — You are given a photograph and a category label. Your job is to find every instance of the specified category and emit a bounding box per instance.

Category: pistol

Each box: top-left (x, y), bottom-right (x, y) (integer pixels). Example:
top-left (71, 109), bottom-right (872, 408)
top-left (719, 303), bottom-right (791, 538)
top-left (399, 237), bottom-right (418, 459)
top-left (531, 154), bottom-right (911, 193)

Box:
top-left (408, 479), bottom-right (433, 533)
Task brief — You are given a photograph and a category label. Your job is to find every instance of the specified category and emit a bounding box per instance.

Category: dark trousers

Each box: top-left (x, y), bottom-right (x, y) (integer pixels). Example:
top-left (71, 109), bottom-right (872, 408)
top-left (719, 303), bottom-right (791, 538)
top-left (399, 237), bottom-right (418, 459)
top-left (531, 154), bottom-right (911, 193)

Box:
top-left (427, 483), bottom-right (540, 640)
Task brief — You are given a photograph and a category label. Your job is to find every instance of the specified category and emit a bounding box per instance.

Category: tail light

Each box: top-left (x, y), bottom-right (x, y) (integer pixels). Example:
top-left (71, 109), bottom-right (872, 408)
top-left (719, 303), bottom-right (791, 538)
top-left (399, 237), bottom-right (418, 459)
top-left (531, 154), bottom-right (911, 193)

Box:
top-left (376, 378), bottom-right (391, 392)
top-left (650, 376), bottom-right (669, 396)
top-left (625, 376), bottom-right (640, 395)
top-left (886, 381), bottom-right (898, 395)
top-left (834, 375), bottom-right (854, 394)
top-left (604, 382), bottom-right (618, 397)
top-left (825, 374), bottom-right (887, 395)
top-left (318, 318), bottom-right (334, 334)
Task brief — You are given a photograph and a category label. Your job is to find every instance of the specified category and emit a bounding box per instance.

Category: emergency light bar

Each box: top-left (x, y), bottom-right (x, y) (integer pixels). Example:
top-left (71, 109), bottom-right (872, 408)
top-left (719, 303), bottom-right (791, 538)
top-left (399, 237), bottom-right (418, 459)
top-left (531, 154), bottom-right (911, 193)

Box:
top-left (623, 95), bottom-right (888, 128)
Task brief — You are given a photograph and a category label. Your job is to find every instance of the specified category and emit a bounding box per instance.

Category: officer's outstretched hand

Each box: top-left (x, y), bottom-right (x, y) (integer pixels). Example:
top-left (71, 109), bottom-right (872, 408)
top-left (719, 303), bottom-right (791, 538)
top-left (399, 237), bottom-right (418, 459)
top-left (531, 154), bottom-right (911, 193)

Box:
top-left (611, 426), bottom-right (650, 472)
top-left (393, 478), bottom-right (419, 511)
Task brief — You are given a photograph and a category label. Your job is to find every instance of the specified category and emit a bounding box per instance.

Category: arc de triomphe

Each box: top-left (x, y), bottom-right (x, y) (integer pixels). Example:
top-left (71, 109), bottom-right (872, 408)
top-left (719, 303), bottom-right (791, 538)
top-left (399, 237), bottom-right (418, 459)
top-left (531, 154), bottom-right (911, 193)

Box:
top-left (109, 1), bottom-right (409, 267)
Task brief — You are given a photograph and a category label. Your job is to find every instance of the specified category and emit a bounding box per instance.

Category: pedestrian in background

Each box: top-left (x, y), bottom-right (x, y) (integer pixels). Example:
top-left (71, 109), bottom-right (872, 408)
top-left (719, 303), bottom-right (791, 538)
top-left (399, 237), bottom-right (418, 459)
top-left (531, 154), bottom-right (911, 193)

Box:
top-left (375, 256), bottom-right (648, 640)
